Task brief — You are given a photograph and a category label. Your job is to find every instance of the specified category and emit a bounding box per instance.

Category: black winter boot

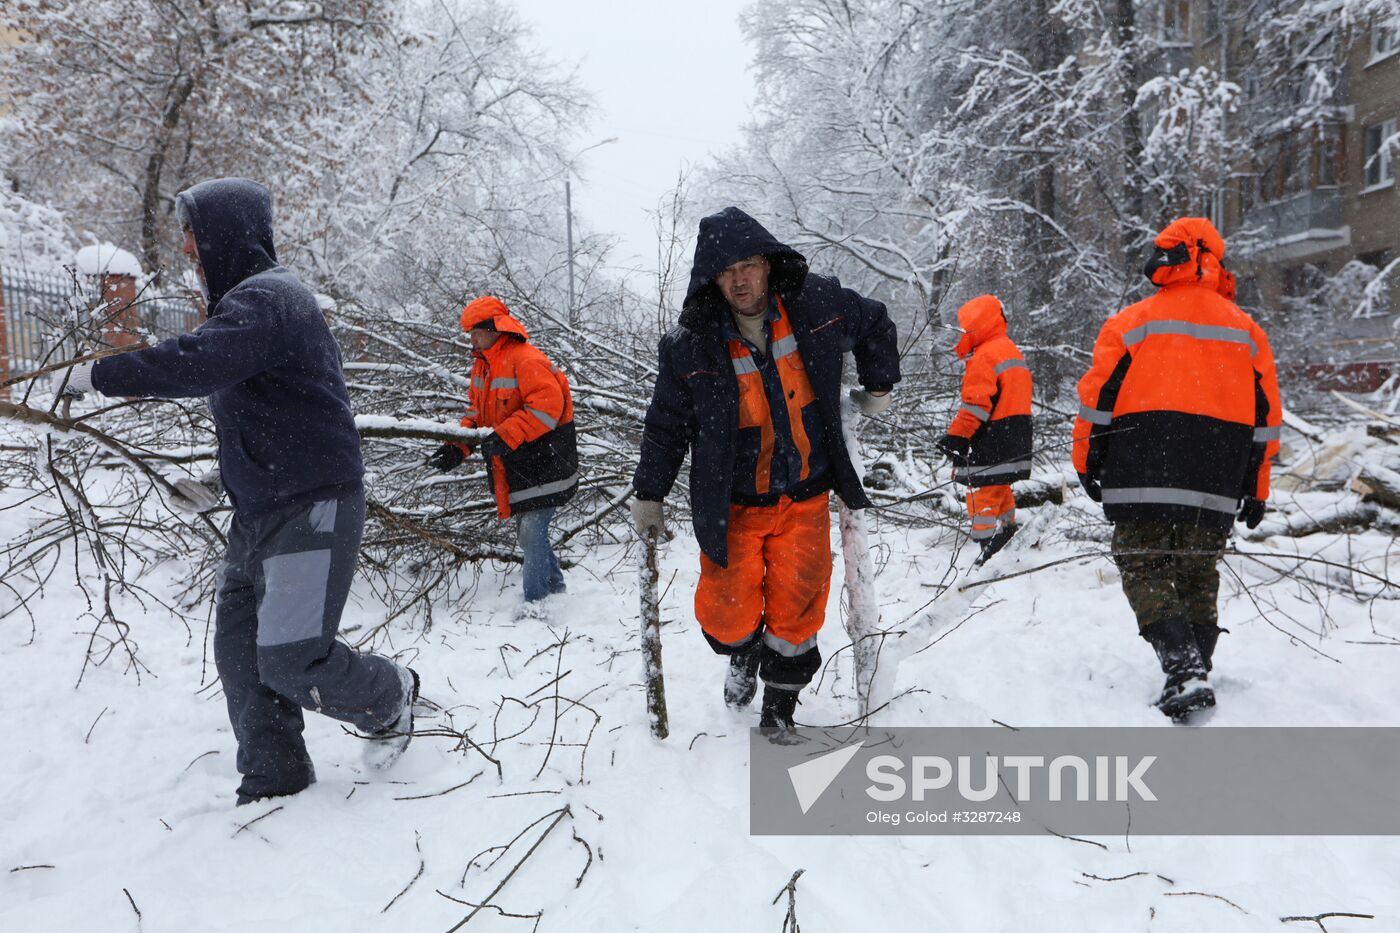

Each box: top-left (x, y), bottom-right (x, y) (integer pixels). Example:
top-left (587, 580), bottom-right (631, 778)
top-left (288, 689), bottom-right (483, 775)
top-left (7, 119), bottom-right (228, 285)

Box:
top-left (723, 640), bottom-right (764, 709)
top-left (236, 766), bottom-right (316, 807)
top-left (1192, 624), bottom-right (1224, 673)
top-left (973, 524), bottom-right (1018, 567)
top-left (759, 684), bottom-right (800, 741)
top-left (1141, 619), bottom-right (1215, 722)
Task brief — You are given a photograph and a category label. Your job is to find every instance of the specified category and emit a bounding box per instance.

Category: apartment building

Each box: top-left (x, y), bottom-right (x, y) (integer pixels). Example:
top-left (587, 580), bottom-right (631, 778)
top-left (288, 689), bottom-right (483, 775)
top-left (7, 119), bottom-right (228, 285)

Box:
top-left (1188, 5), bottom-right (1398, 380)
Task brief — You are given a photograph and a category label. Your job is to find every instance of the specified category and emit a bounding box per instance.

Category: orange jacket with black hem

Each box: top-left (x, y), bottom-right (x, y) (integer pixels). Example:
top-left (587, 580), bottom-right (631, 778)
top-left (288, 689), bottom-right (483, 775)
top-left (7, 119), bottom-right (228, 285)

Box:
top-left (1072, 218), bottom-right (1282, 531)
top-left (457, 296), bottom-right (578, 520)
top-left (944, 295), bottom-right (1033, 486)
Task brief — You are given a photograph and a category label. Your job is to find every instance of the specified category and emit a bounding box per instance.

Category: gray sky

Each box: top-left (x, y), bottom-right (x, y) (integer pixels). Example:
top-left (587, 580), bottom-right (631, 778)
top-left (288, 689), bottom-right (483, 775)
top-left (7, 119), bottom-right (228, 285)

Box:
top-left (519, 0), bottom-right (757, 277)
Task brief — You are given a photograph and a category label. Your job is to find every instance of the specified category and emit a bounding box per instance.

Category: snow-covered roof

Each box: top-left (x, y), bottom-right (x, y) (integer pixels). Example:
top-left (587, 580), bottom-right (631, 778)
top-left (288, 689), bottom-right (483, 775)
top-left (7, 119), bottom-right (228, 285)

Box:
top-left (74, 243), bottom-right (142, 278)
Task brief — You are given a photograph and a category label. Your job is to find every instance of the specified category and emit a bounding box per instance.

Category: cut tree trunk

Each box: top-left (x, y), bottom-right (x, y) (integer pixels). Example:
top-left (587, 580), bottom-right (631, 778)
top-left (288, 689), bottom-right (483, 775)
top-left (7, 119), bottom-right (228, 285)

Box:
top-left (839, 395), bottom-right (881, 715)
top-left (638, 527), bottom-right (669, 740)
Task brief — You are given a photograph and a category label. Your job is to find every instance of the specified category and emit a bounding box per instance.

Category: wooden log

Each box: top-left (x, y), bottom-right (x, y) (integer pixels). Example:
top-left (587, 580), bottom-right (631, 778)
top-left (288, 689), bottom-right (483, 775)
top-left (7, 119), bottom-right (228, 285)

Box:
top-left (638, 527), bottom-right (669, 740)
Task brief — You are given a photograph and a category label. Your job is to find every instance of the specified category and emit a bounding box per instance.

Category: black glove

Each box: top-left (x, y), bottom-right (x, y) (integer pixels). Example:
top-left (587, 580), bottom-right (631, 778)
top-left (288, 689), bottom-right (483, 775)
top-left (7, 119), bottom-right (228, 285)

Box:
top-left (480, 432), bottom-right (507, 461)
top-left (936, 434), bottom-right (970, 462)
top-left (1237, 497), bottom-right (1265, 529)
top-left (427, 443), bottom-right (466, 472)
top-left (1078, 472), bottom-right (1102, 503)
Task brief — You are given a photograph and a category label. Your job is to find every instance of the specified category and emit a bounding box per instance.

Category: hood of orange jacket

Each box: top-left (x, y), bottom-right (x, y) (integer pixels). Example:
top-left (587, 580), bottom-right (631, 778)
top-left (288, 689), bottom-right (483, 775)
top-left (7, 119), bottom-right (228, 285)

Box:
top-left (461, 295), bottom-right (530, 341)
top-left (1144, 217), bottom-right (1226, 291)
top-left (954, 294), bottom-right (1007, 360)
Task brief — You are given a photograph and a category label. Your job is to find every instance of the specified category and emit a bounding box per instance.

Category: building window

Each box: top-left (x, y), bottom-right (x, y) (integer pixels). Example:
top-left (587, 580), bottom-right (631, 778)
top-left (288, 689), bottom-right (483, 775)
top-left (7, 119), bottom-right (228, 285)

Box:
top-left (1199, 0), bottom-right (1222, 35)
top-left (1316, 124), bottom-right (1343, 187)
top-left (1371, 23), bottom-right (1399, 63)
top-left (1259, 124), bottom-right (1346, 201)
top-left (1363, 119), bottom-right (1397, 189)
top-left (1160, 0), bottom-right (1190, 43)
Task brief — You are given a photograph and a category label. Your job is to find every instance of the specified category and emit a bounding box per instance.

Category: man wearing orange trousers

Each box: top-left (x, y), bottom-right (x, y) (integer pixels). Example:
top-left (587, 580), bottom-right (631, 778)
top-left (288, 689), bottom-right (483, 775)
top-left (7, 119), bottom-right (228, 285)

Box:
top-left (936, 295), bottom-right (1034, 565)
top-left (631, 207), bottom-right (901, 733)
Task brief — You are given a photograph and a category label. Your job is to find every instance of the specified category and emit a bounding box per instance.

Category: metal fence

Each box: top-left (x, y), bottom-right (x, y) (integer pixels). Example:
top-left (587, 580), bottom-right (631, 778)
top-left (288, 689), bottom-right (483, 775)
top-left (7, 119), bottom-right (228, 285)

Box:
top-left (0, 265), bottom-right (96, 381)
top-left (137, 293), bottom-right (203, 342)
top-left (0, 265), bottom-right (202, 389)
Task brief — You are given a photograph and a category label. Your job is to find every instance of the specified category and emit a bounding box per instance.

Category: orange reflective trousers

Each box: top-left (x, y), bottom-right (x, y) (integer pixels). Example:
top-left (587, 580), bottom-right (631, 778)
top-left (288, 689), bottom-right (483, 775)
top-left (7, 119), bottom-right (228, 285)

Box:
top-left (695, 494), bottom-right (831, 656)
top-left (966, 485), bottom-right (1016, 540)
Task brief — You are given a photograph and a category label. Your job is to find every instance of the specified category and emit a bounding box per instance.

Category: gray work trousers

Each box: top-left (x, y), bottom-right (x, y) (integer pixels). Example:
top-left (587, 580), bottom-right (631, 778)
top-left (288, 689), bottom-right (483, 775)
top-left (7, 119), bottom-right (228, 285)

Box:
top-left (214, 491), bottom-right (403, 800)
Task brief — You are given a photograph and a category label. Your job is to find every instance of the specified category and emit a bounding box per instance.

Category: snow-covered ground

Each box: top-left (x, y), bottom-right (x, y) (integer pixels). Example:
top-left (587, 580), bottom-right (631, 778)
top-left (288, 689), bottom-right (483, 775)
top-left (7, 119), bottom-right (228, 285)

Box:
top-left (3, 479), bottom-right (1398, 931)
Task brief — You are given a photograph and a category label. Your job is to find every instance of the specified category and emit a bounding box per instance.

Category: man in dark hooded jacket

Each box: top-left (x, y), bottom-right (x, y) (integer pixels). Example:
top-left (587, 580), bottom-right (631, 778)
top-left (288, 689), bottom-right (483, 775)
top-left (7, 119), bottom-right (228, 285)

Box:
top-left (631, 207), bottom-right (900, 733)
top-left (63, 178), bottom-right (418, 803)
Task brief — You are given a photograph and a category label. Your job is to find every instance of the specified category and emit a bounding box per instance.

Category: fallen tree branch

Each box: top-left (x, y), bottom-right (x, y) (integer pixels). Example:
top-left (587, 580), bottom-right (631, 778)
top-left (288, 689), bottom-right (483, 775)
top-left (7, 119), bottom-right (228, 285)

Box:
top-left (231, 805), bottom-right (283, 839)
top-left (1164, 890), bottom-right (1247, 913)
top-left (0, 344), bottom-right (147, 392)
top-left (1281, 912), bottom-right (1375, 931)
top-left (393, 774), bottom-right (483, 801)
top-left (447, 807), bottom-right (572, 932)
top-left (380, 832), bottom-right (424, 914)
top-left (354, 416), bottom-right (492, 445)
top-left (0, 398), bottom-right (224, 544)
top-left (122, 887), bottom-right (142, 924)
top-left (772, 869), bottom-right (807, 933)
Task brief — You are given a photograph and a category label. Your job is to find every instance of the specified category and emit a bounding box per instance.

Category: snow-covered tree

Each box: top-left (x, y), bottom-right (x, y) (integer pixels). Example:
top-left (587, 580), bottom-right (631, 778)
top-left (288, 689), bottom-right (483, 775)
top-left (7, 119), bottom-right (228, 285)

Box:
top-left (2, 0), bottom-right (389, 277)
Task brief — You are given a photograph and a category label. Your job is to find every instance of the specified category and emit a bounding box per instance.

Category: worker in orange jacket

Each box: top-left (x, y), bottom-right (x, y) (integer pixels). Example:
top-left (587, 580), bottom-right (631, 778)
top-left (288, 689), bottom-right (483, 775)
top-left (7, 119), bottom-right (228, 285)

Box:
top-left (428, 296), bottom-right (578, 605)
top-left (936, 295), bottom-right (1033, 565)
top-left (1072, 218), bottom-right (1282, 721)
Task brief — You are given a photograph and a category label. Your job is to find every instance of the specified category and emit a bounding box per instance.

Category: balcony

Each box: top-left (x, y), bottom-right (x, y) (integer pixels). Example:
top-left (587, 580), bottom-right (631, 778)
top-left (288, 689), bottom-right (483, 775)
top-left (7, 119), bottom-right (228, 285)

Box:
top-left (1241, 187), bottom-right (1350, 260)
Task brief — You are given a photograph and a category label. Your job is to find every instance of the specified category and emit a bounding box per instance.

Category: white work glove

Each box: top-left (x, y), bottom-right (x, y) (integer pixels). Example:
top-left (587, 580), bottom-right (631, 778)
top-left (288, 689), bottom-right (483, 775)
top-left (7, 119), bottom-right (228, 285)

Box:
top-left (61, 360), bottom-right (96, 398)
top-left (630, 496), bottom-right (664, 537)
top-left (170, 468), bottom-right (223, 515)
top-left (849, 387), bottom-right (892, 416)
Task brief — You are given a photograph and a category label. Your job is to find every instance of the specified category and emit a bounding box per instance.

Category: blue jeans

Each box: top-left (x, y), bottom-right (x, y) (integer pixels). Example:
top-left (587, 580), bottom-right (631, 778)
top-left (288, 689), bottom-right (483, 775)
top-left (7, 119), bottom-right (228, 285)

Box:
top-left (516, 507), bottom-right (565, 602)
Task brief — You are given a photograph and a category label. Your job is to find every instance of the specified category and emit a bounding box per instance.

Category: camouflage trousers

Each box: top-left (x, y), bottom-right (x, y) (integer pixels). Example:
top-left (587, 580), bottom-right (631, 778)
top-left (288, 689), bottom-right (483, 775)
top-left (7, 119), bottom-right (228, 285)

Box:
top-left (1110, 521), bottom-right (1228, 633)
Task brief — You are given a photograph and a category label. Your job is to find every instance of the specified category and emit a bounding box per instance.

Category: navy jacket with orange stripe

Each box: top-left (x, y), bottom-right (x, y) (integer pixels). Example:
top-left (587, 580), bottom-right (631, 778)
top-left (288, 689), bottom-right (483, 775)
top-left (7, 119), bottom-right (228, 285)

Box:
top-left (633, 208), bottom-right (901, 567)
top-left (944, 295), bottom-right (1033, 486)
top-left (1072, 218), bottom-right (1282, 531)
top-left (457, 297), bottom-right (578, 519)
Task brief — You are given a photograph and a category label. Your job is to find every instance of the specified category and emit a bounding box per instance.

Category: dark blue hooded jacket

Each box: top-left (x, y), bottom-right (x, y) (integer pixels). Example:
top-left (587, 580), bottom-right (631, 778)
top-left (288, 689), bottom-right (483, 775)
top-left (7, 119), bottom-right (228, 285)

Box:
top-left (92, 178), bottom-right (363, 518)
top-left (632, 207), bottom-right (901, 566)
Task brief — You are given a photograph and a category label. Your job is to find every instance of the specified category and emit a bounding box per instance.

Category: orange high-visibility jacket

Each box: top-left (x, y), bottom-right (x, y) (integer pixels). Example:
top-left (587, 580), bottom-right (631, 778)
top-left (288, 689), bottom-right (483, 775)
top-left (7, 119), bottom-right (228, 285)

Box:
top-left (1072, 218), bottom-right (1282, 530)
top-left (458, 296), bottom-right (577, 519)
top-left (945, 295), bottom-right (1033, 486)
top-left (726, 297), bottom-right (822, 499)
